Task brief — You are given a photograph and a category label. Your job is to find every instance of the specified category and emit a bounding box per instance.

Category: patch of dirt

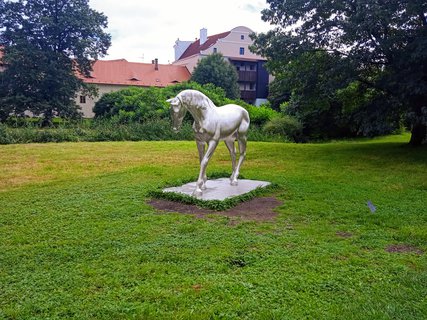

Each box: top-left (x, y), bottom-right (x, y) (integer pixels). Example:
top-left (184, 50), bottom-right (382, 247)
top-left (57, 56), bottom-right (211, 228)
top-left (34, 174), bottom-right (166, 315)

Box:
top-left (336, 231), bottom-right (353, 238)
top-left (386, 244), bottom-right (424, 255)
top-left (148, 197), bottom-right (282, 223)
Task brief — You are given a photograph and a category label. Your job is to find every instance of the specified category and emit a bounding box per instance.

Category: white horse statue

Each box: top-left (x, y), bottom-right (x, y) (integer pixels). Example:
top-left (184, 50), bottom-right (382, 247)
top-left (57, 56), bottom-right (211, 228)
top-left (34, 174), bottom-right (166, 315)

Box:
top-left (167, 89), bottom-right (250, 197)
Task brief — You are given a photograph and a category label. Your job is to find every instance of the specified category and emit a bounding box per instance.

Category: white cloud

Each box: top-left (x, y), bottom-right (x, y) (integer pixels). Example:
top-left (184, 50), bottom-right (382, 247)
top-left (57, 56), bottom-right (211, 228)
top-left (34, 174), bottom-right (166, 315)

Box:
top-left (89, 0), bottom-right (272, 64)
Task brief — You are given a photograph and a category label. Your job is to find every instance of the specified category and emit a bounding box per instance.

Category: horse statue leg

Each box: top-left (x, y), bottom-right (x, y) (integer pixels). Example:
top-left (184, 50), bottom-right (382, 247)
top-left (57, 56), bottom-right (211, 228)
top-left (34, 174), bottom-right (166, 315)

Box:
top-left (230, 135), bottom-right (247, 186)
top-left (196, 140), bottom-right (207, 190)
top-left (193, 139), bottom-right (218, 197)
top-left (224, 139), bottom-right (237, 185)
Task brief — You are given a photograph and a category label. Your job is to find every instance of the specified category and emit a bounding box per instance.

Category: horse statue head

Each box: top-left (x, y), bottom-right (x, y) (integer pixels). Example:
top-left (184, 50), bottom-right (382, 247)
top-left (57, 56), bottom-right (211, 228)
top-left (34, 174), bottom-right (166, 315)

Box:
top-left (166, 95), bottom-right (186, 132)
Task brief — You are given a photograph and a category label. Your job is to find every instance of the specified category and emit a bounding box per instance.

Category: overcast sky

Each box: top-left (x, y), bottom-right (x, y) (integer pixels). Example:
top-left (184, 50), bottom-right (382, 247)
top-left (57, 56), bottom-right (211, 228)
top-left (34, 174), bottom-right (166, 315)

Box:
top-left (88, 0), bottom-right (273, 64)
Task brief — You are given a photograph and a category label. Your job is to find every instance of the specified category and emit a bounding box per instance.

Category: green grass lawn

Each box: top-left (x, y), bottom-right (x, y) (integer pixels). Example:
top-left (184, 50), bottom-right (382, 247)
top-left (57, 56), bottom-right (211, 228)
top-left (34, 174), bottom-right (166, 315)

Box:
top-left (0, 134), bottom-right (426, 319)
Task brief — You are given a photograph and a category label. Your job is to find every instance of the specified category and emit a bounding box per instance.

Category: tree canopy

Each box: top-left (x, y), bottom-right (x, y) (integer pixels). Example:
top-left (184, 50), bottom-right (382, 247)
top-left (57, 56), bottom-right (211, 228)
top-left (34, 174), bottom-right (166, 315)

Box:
top-left (252, 0), bottom-right (427, 145)
top-left (190, 53), bottom-right (240, 100)
top-left (0, 0), bottom-right (111, 123)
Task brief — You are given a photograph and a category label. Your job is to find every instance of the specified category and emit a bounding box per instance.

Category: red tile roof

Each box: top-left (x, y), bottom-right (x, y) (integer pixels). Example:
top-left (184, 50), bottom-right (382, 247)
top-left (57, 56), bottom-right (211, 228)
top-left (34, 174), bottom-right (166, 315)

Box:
top-left (79, 59), bottom-right (191, 87)
top-left (178, 31), bottom-right (231, 60)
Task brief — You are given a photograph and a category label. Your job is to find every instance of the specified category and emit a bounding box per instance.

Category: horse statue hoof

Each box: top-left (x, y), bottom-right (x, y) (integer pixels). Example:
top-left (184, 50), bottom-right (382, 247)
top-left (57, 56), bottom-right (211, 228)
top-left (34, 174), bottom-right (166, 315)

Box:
top-left (230, 180), bottom-right (238, 186)
top-left (192, 189), bottom-right (203, 198)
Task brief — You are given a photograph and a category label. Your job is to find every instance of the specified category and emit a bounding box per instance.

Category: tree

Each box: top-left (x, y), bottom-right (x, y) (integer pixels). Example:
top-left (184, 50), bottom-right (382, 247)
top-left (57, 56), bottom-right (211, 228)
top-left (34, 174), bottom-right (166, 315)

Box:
top-left (270, 51), bottom-right (403, 139)
top-left (191, 53), bottom-right (240, 100)
top-left (252, 0), bottom-right (427, 145)
top-left (0, 0), bottom-right (111, 124)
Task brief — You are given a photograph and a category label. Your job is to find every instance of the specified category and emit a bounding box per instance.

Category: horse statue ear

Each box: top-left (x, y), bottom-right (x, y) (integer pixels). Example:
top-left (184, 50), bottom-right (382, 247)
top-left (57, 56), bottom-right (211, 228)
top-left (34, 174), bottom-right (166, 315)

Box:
top-left (166, 98), bottom-right (177, 105)
top-left (166, 97), bottom-right (180, 106)
top-left (167, 97), bottom-right (182, 113)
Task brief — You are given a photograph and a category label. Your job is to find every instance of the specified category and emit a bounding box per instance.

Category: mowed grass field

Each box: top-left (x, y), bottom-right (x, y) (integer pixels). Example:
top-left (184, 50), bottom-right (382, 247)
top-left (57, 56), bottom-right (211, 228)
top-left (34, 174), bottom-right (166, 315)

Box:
top-left (0, 134), bottom-right (426, 319)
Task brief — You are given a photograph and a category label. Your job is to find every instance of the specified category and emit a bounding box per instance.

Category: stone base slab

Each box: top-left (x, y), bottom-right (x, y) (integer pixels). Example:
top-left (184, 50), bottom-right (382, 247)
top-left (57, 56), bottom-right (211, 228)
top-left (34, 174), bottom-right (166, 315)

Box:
top-left (163, 178), bottom-right (271, 201)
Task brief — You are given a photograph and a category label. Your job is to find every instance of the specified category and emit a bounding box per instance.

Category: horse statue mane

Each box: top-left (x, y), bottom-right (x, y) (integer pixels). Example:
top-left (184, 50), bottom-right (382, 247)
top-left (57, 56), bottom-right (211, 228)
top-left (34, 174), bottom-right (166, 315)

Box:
top-left (175, 89), bottom-right (217, 111)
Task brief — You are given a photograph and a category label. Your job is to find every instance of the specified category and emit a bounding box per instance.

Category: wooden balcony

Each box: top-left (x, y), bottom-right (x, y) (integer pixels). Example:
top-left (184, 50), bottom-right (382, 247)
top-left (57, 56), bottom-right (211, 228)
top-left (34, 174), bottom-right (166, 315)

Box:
top-left (238, 70), bottom-right (257, 82)
top-left (240, 90), bottom-right (256, 101)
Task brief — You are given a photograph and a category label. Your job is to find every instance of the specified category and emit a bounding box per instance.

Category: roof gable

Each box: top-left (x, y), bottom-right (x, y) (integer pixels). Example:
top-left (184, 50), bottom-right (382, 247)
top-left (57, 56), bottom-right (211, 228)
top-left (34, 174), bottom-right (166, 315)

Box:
top-left (178, 31), bottom-right (230, 60)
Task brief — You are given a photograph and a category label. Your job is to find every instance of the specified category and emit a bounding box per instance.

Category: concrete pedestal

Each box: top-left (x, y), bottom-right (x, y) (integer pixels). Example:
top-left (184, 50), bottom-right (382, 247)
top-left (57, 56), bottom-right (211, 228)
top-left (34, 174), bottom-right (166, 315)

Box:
top-left (163, 178), bottom-right (271, 201)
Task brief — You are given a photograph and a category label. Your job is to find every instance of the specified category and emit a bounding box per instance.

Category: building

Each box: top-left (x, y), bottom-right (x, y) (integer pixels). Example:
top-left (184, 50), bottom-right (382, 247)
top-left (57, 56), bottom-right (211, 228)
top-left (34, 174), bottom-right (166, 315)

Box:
top-left (0, 48), bottom-right (191, 118)
top-left (173, 26), bottom-right (269, 105)
top-left (76, 59), bottom-right (191, 117)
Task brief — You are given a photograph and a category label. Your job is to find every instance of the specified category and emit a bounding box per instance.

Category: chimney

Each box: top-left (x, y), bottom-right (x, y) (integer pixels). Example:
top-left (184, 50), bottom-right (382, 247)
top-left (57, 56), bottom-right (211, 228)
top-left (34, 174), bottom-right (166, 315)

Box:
top-left (200, 28), bottom-right (207, 45)
top-left (154, 58), bottom-right (158, 70)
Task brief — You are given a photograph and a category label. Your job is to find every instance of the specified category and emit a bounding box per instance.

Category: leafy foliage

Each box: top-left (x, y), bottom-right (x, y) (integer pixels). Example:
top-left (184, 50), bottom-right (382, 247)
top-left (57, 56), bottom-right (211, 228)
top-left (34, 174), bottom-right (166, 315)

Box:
top-left (252, 0), bottom-right (427, 145)
top-left (191, 53), bottom-right (240, 99)
top-left (93, 82), bottom-right (234, 121)
top-left (244, 103), bottom-right (279, 126)
top-left (263, 115), bottom-right (303, 142)
top-left (269, 51), bottom-right (403, 139)
top-left (93, 82), bottom-right (279, 127)
top-left (0, 0), bottom-right (111, 124)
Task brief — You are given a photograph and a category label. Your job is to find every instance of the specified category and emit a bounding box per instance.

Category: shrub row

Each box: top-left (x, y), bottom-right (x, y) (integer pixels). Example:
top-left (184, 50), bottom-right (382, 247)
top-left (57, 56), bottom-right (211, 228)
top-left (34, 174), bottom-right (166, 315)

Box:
top-left (0, 119), bottom-right (194, 144)
top-left (0, 120), bottom-right (291, 144)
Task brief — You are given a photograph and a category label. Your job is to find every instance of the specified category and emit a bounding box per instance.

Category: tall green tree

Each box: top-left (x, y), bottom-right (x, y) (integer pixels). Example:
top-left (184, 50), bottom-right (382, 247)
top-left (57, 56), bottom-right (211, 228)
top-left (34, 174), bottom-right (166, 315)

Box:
top-left (0, 0), bottom-right (111, 124)
top-left (252, 0), bottom-right (427, 145)
top-left (191, 53), bottom-right (240, 100)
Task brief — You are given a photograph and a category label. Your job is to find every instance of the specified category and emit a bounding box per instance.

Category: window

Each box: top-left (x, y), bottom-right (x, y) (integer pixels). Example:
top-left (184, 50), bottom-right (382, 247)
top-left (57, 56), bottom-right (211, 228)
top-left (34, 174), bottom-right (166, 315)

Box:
top-left (241, 35), bottom-right (244, 40)
top-left (249, 83), bottom-right (256, 91)
top-left (213, 47), bottom-right (217, 53)
top-left (239, 47), bottom-right (245, 55)
top-left (80, 96), bottom-right (86, 104)
top-left (249, 64), bottom-right (255, 71)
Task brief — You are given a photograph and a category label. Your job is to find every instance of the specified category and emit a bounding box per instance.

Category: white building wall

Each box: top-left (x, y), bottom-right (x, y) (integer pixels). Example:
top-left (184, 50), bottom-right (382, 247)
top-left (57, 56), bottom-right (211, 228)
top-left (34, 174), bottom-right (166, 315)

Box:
top-left (174, 26), bottom-right (266, 74)
top-left (203, 26), bottom-right (265, 60)
top-left (75, 84), bottom-right (131, 118)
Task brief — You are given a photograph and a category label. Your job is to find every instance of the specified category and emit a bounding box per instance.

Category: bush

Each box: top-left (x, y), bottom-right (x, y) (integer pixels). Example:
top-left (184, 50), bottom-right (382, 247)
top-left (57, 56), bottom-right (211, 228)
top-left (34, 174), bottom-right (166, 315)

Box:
top-left (263, 115), bottom-right (303, 141)
top-left (93, 82), bottom-right (235, 121)
top-left (246, 104), bottom-right (280, 126)
top-left (0, 123), bottom-right (12, 144)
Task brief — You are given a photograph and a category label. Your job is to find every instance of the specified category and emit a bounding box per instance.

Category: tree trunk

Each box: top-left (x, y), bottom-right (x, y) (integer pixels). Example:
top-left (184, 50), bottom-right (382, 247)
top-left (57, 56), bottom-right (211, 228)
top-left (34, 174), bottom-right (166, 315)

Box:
top-left (409, 122), bottom-right (427, 146)
top-left (408, 100), bottom-right (427, 146)
top-left (41, 109), bottom-right (54, 127)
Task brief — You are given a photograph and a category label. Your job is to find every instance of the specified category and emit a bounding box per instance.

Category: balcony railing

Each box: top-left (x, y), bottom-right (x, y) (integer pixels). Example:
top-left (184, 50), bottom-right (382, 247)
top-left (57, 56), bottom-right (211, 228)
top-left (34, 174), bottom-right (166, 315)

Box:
top-left (238, 70), bottom-right (257, 82)
top-left (240, 90), bottom-right (256, 101)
